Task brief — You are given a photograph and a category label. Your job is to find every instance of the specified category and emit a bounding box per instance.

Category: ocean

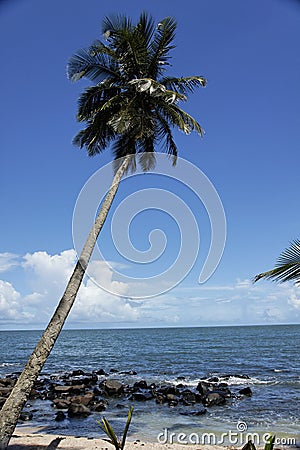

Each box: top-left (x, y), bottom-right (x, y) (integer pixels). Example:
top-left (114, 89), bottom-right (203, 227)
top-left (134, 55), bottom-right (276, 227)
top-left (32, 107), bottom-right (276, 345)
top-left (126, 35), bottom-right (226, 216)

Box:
top-left (0, 325), bottom-right (299, 444)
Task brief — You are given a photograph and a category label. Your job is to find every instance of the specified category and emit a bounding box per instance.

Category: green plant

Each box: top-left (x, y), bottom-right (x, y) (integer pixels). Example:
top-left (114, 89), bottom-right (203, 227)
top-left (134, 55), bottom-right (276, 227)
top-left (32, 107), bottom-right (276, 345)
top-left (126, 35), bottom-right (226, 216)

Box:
top-left (98, 406), bottom-right (134, 450)
top-left (241, 435), bottom-right (276, 450)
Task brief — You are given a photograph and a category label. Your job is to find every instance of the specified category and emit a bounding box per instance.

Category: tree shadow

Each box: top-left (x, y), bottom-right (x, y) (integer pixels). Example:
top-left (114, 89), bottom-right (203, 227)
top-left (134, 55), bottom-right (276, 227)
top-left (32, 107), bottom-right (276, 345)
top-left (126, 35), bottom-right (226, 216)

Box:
top-left (9, 436), bottom-right (67, 449)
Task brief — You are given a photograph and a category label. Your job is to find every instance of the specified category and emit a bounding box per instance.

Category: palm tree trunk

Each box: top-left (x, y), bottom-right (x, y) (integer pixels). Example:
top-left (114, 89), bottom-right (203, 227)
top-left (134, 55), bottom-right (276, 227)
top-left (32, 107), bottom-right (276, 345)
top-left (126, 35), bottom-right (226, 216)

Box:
top-left (0, 155), bottom-right (130, 450)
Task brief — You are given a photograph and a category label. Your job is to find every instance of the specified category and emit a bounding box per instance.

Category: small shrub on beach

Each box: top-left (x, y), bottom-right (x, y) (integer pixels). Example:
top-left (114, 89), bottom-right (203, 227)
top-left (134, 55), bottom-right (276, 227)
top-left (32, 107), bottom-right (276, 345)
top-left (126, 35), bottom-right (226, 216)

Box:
top-left (97, 406), bottom-right (134, 450)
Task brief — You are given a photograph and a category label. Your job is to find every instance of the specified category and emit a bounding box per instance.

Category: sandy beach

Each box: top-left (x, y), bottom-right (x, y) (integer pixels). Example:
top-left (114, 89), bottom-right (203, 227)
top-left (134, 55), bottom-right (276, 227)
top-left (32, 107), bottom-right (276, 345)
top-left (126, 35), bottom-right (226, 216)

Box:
top-left (8, 427), bottom-right (232, 450)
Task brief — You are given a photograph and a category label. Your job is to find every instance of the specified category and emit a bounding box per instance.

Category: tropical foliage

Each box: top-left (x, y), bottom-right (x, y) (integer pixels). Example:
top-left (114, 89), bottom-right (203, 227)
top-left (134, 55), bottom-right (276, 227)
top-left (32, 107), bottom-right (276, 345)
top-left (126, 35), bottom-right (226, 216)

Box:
top-left (67, 12), bottom-right (206, 171)
top-left (98, 406), bottom-right (134, 450)
top-left (254, 239), bottom-right (300, 285)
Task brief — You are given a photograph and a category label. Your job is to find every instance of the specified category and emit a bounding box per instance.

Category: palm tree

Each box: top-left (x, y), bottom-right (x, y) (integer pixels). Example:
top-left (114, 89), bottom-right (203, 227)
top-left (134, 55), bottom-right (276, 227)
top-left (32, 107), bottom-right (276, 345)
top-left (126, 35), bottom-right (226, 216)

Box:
top-left (0, 12), bottom-right (206, 448)
top-left (254, 239), bottom-right (300, 285)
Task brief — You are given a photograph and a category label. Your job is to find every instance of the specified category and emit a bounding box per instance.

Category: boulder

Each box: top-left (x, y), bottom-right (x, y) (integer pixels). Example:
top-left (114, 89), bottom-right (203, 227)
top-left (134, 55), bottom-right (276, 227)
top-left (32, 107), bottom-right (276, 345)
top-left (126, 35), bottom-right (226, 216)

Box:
top-left (181, 389), bottom-right (196, 405)
top-left (130, 391), bottom-right (153, 401)
top-left (134, 380), bottom-right (148, 389)
top-left (95, 369), bottom-right (107, 376)
top-left (101, 379), bottom-right (124, 396)
top-left (196, 381), bottom-right (211, 396)
top-left (93, 400), bottom-right (108, 412)
top-left (239, 387), bottom-right (252, 397)
top-left (0, 387), bottom-right (12, 397)
top-left (67, 403), bottom-right (91, 418)
top-left (52, 399), bottom-right (70, 409)
top-left (54, 384), bottom-right (85, 395)
top-left (203, 392), bottom-right (226, 407)
top-left (68, 392), bottom-right (95, 406)
top-left (55, 411), bottom-right (66, 421)
top-left (19, 412), bottom-right (33, 421)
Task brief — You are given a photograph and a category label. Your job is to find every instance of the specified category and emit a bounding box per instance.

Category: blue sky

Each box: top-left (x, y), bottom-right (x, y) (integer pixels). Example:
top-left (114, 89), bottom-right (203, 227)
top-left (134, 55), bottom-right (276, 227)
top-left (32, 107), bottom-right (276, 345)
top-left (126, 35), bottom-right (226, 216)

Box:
top-left (0, 0), bottom-right (299, 329)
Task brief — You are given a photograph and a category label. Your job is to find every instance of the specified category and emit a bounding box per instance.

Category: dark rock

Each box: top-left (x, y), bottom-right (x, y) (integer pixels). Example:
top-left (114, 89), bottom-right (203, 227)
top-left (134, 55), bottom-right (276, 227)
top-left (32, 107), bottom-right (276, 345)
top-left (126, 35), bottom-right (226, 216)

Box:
top-left (0, 378), bottom-right (16, 387)
top-left (213, 387), bottom-right (232, 398)
top-left (181, 389), bottom-right (196, 405)
top-left (95, 369), bottom-right (107, 376)
top-left (101, 379), bottom-right (124, 396)
top-left (239, 387), bottom-right (252, 397)
top-left (177, 376), bottom-right (185, 380)
top-left (181, 408), bottom-right (207, 416)
top-left (0, 387), bottom-right (12, 397)
top-left (19, 412), bottom-right (33, 421)
top-left (208, 377), bottom-right (219, 383)
top-left (196, 381), bottom-right (212, 395)
top-left (67, 403), bottom-right (91, 418)
top-left (68, 392), bottom-right (95, 406)
top-left (54, 384), bottom-right (85, 395)
top-left (71, 369), bottom-right (85, 377)
top-left (134, 380), bottom-right (148, 389)
top-left (120, 370), bottom-right (137, 376)
top-left (93, 400), bottom-right (108, 412)
top-left (203, 392), bottom-right (226, 407)
top-left (149, 383), bottom-right (156, 390)
top-left (52, 399), bottom-right (70, 409)
top-left (130, 391), bottom-right (153, 401)
top-left (110, 368), bottom-right (119, 373)
top-left (155, 393), bottom-right (167, 404)
top-left (55, 411), bottom-right (66, 421)
top-left (0, 397), bottom-right (7, 407)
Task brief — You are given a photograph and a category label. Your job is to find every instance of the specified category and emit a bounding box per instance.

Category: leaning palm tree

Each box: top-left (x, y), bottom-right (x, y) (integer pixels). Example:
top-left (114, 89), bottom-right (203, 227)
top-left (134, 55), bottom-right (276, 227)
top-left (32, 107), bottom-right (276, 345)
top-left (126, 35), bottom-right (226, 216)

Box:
top-left (0, 12), bottom-right (206, 448)
top-left (254, 239), bottom-right (300, 285)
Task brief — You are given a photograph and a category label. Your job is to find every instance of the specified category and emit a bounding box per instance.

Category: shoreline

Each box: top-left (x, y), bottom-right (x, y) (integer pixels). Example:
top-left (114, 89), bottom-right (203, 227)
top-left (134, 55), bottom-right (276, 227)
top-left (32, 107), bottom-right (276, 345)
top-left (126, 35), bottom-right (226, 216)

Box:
top-left (8, 426), bottom-right (299, 450)
top-left (9, 427), bottom-right (230, 450)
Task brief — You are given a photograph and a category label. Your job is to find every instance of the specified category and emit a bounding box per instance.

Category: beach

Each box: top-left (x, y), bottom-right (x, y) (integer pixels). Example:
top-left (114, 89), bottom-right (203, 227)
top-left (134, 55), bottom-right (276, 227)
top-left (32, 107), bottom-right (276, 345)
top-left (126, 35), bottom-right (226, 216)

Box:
top-left (9, 427), bottom-right (229, 450)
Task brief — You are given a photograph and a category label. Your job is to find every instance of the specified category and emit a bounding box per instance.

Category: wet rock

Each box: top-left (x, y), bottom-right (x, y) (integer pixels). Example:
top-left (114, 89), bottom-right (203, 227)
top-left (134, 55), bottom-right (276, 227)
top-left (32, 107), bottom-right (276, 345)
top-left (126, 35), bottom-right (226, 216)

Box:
top-left (196, 381), bottom-right (212, 395)
top-left (55, 411), bottom-right (66, 421)
top-left (0, 387), bottom-right (12, 397)
top-left (239, 387), bottom-right (252, 397)
top-left (0, 378), bottom-right (16, 387)
top-left (203, 392), bottom-right (226, 407)
top-left (181, 389), bottom-right (196, 405)
top-left (208, 377), bottom-right (219, 383)
top-left (71, 369), bottom-right (85, 377)
top-left (68, 392), bottom-right (95, 406)
top-left (95, 369), bottom-right (107, 376)
top-left (54, 384), bottom-right (86, 395)
top-left (130, 391), bottom-right (153, 401)
top-left (19, 412), bottom-right (33, 421)
top-left (68, 403), bottom-right (91, 418)
top-left (93, 400), bottom-right (108, 412)
top-left (134, 380), bottom-right (148, 389)
top-left (52, 399), bottom-right (71, 409)
top-left (110, 368), bottom-right (119, 373)
top-left (181, 408), bottom-right (207, 416)
top-left (101, 379), bottom-right (124, 396)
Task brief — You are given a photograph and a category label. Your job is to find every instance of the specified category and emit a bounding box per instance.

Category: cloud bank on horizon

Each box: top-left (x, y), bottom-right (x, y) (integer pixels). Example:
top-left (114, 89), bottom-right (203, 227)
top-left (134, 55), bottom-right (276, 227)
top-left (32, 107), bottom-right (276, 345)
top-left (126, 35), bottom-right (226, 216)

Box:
top-left (0, 250), bottom-right (299, 330)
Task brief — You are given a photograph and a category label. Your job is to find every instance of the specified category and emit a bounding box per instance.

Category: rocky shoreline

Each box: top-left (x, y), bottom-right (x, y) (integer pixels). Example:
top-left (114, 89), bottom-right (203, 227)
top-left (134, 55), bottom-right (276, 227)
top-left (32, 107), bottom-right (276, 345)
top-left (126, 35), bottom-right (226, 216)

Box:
top-left (0, 368), bottom-right (253, 425)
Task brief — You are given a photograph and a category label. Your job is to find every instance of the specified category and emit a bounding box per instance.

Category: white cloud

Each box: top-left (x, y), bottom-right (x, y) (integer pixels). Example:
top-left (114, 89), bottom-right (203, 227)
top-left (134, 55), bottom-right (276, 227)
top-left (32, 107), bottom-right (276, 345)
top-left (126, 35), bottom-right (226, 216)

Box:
top-left (0, 253), bottom-right (20, 273)
top-left (0, 251), bottom-right (299, 329)
top-left (0, 280), bottom-right (33, 322)
top-left (288, 292), bottom-right (300, 309)
top-left (0, 250), bottom-right (139, 328)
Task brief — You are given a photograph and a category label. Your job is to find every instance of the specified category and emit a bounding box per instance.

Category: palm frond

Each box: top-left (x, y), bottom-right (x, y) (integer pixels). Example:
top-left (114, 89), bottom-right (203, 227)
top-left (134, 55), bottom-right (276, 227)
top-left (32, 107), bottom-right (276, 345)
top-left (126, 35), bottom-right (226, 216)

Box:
top-left (120, 406), bottom-right (134, 450)
top-left (148, 17), bottom-right (177, 77)
top-left (67, 48), bottom-right (118, 83)
top-left (254, 239), bottom-right (300, 285)
top-left (161, 76), bottom-right (207, 95)
top-left (155, 110), bottom-right (178, 164)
